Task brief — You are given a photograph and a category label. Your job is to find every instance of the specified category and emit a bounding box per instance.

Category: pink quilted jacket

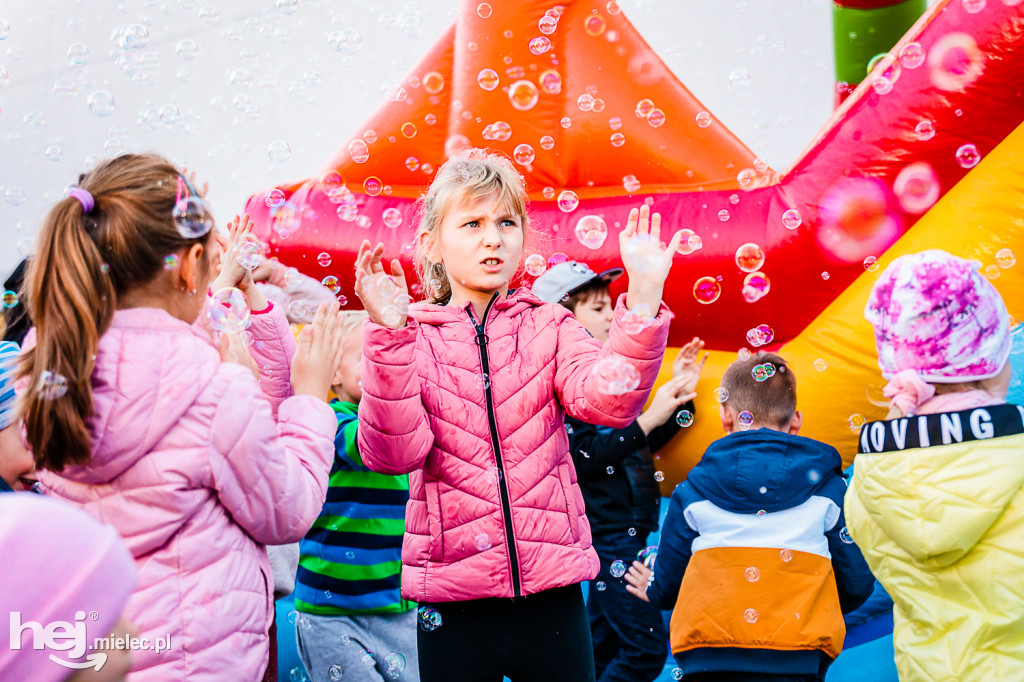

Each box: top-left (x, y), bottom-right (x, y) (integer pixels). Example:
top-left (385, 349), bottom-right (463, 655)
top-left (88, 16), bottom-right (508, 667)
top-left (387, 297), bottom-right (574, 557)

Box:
top-left (359, 289), bottom-right (671, 603)
top-left (36, 305), bottom-right (336, 682)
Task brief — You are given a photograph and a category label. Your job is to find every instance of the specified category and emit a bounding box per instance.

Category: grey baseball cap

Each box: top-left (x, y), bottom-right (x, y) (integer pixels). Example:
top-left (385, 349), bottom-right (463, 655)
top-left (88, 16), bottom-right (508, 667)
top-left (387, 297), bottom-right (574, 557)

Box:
top-left (531, 261), bottom-right (624, 304)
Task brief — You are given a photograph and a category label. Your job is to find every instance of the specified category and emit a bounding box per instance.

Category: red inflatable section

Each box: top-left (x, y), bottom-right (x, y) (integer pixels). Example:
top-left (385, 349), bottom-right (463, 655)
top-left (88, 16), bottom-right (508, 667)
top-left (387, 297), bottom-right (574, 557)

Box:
top-left (245, 0), bottom-right (1024, 353)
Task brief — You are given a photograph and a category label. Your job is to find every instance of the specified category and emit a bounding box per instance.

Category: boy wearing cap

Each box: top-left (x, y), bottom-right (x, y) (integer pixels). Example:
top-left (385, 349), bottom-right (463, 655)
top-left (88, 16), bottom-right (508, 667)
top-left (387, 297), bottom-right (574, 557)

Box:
top-left (846, 249), bottom-right (1024, 682)
top-left (533, 261), bottom-right (706, 682)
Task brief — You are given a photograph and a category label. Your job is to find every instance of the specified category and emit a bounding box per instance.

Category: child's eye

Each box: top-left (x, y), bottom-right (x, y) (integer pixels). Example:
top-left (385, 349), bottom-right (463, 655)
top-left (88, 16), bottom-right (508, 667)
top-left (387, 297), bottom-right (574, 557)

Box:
top-left (500, 219), bottom-right (518, 228)
top-left (464, 220), bottom-right (480, 228)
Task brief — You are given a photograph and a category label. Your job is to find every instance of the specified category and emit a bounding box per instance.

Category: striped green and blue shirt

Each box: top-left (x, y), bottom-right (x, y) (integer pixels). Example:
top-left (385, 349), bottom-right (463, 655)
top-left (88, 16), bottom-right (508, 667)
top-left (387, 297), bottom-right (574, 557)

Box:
top-left (294, 400), bottom-right (414, 616)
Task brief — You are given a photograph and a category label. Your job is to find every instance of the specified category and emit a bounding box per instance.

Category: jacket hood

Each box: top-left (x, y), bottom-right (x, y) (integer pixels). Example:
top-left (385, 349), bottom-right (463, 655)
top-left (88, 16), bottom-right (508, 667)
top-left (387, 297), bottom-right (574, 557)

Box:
top-left (410, 287), bottom-right (545, 326)
top-left (687, 429), bottom-right (844, 514)
top-left (852, 411), bottom-right (1024, 567)
top-left (57, 308), bottom-right (219, 484)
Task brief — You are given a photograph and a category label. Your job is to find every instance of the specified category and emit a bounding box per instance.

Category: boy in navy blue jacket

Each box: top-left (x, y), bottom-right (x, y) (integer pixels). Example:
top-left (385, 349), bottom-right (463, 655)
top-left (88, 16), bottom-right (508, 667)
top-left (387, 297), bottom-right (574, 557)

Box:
top-left (625, 352), bottom-right (874, 682)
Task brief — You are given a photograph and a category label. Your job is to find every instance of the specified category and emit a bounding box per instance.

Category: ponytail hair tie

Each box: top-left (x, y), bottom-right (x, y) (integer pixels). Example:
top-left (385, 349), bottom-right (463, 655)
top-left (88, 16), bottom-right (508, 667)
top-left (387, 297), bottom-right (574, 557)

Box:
top-left (882, 369), bottom-right (937, 417)
top-left (68, 188), bottom-right (95, 214)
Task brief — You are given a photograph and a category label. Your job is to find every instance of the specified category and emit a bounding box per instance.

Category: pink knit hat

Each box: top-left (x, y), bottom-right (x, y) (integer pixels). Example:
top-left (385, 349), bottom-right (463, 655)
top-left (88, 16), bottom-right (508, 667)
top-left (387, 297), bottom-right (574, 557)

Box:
top-left (0, 494), bottom-right (137, 682)
top-left (865, 250), bottom-right (1010, 411)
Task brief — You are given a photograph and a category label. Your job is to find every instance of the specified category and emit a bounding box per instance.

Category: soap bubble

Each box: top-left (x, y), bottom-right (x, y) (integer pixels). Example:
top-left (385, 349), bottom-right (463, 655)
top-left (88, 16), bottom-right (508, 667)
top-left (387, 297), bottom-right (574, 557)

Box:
top-left (695, 111), bottom-right (712, 128)
top-left (622, 235), bottom-right (662, 274)
top-left (268, 140), bottom-right (291, 163)
top-left (735, 243), bottom-right (765, 273)
top-left (638, 546), bottom-right (658, 568)
top-left (513, 143), bottom-right (535, 166)
top-left (38, 371), bottom-right (69, 400)
top-left (417, 607), bottom-right (442, 632)
top-left (741, 272), bottom-right (770, 303)
top-left (538, 11), bottom-right (558, 34)
top-left (593, 357), bottom-right (641, 395)
top-left (477, 2), bottom-right (493, 18)
top-left (745, 325), bottom-right (774, 348)
top-left (714, 387), bottom-right (729, 403)
top-left (423, 71), bottom-right (445, 94)
top-left (729, 69), bottom-right (751, 89)
top-left (737, 411), bottom-right (754, 430)
top-left (539, 135), bottom-right (555, 150)
top-left (2, 290), bottom-right (18, 308)
top-left (87, 91), bottom-right (115, 117)
top-left (208, 288), bottom-right (250, 334)
top-left (557, 191), bottom-right (580, 213)
top-left (899, 42), bottom-right (925, 69)
top-left (928, 32), bottom-right (983, 91)
top-left (68, 43), bottom-right (89, 65)
top-left (327, 664), bottom-right (344, 680)
top-left (318, 252), bottom-right (332, 267)
top-left (839, 527), bottom-right (854, 544)
top-left (237, 240), bottom-right (261, 270)
top-left (474, 533), bottom-right (491, 551)
top-left (781, 209), bottom-right (802, 230)
top-left (744, 567), bottom-right (760, 582)
top-left (647, 109), bottom-right (665, 128)
top-left (529, 36), bottom-right (552, 55)
top-left (869, 54), bottom-right (901, 95)
top-left (383, 653), bottom-right (406, 679)
top-left (348, 139), bottom-right (370, 164)
top-left (955, 143), bottom-right (981, 168)
top-left (817, 178), bottom-right (901, 263)
top-left (265, 189), bottom-right (286, 209)
top-left (743, 608), bottom-right (759, 624)
top-left (382, 208), bottom-right (403, 229)
top-left (676, 410), bottom-right (694, 427)
top-left (172, 197), bottom-right (213, 239)
top-left (327, 28), bottom-right (362, 54)
top-left (574, 215), bottom-right (608, 249)
top-left (623, 175), bottom-right (641, 193)
top-left (539, 69), bottom-right (562, 94)
top-left (675, 229), bottom-right (697, 255)
top-left (635, 98), bottom-right (655, 118)
top-left (321, 276), bottom-right (341, 294)
top-left (610, 560), bottom-right (626, 578)
top-left (596, 581), bottom-right (607, 591)
top-left (995, 248), bottom-right (1015, 268)
top-left (814, 358), bottom-right (827, 372)
top-left (401, 122), bottom-right (417, 138)
top-left (893, 162), bottom-right (939, 214)
top-left (477, 68), bottom-right (499, 91)
top-left (610, 132), bottom-right (626, 147)
top-left (693, 276), bottom-right (722, 305)
top-left (671, 669), bottom-right (684, 681)
top-left (915, 120), bottom-right (936, 141)
top-left (577, 93), bottom-right (595, 112)
top-left (508, 80), bottom-right (539, 111)
top-left (525, 254), bottom-right (547, 277)
top-left (864, 256), bottom-right (880, 272)
top-left (779, 549), bottom-right (793, 562)
top-left (584, 13), bottom-right (606, 36)
top-left (848, 413), bottom-right (866, 432)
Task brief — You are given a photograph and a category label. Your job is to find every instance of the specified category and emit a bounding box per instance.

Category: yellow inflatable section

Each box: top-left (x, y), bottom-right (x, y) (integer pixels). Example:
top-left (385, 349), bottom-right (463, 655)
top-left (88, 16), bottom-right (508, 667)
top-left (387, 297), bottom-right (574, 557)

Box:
top-left (655, 119), bottom-right (1024, 492)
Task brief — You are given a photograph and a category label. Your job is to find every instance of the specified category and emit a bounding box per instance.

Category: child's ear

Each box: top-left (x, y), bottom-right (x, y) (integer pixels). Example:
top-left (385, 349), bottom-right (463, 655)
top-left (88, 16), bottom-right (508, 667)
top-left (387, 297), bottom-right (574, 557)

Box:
top-left (418, 231), bottom-right (440, 264)
top-left (719, 404), bottom-right (734, 434)
top-left (788, 410), bottom-right (803, 435)
top-left (331, 364), bottom-right (345, 387)
top-left (178, 243), bottom-right (205, 292)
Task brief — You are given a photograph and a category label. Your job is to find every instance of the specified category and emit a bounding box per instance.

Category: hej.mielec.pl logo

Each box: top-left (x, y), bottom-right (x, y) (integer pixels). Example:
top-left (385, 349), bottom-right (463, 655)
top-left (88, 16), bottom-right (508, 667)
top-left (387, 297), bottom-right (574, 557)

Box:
top-left (9, 610), bottom-right (170, 671)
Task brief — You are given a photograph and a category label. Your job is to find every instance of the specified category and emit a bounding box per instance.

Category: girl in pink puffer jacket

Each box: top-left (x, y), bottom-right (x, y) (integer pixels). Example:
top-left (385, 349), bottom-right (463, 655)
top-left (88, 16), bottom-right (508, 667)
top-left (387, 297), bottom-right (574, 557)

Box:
top-left (353, 150), bottom-right (683, 682)
top-left (19, 154), bottom-right (345, 681)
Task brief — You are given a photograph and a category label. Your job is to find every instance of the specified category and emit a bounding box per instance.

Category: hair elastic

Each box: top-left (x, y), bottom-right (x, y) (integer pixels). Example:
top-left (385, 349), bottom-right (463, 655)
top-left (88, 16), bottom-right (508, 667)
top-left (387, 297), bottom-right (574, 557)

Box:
top-left (68, 187), bottom-right (94, 213)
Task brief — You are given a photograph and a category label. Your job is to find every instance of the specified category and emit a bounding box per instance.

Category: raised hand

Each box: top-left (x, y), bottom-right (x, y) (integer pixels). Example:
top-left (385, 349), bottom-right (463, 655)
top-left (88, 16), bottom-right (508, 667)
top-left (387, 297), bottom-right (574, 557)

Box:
top-left (619, 203), bottom-right (684, 312)
top-left (212, 214), bottom-right (257, 292)
top-left (637, 375), bottom-right (697, 434)
top-left (672, 337), bottom-right (709, 394)
top-left (624, 560), bottom-right (653, 603)
top-left (353, 240), bottom-right (410, 329)
top-left (291, 301), bottom-right (345, 400)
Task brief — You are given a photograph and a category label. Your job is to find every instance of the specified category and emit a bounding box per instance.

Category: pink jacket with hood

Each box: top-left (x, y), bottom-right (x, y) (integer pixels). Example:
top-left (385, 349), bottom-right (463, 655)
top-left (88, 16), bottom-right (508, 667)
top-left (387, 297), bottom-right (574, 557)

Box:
top-left (36, 304), bottom-right (336, 682)
top-left (359, 288), bottom-right (671, 603)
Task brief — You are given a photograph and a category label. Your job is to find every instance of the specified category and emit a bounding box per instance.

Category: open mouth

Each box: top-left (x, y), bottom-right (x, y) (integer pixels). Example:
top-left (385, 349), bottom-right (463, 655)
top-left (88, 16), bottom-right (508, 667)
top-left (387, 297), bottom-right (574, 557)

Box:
top-left (480, 258), bottom-right (504, 271)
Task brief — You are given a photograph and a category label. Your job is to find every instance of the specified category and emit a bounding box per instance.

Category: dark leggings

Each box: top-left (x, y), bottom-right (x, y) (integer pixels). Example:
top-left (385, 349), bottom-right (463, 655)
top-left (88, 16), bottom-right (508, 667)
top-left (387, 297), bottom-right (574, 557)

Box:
top-left (417, 583), bottom-right (596, 682)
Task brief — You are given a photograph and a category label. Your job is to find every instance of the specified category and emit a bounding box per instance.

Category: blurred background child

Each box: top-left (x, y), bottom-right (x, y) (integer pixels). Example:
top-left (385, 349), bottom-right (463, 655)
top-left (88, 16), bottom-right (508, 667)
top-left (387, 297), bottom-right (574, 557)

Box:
top-left (294, 310), bottom-right (419, 682)
top-left (0, 340), bottom-right (35, 493)
top-left (0, 493), bottom-right (138, 682)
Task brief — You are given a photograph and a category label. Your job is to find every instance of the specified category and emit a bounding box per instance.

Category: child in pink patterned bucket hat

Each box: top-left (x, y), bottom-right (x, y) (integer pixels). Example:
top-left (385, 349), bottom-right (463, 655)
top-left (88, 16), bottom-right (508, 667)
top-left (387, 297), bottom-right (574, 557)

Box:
top-left (845, 249), bottom-right (1024, 682)
top-left (864, 249), bottom-right (1011, 418)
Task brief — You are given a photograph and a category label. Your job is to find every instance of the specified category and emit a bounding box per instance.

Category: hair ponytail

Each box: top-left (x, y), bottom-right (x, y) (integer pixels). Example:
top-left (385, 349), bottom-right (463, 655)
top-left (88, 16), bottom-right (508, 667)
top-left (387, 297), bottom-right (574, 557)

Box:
top-left (18, 153), bottom-right (212, 471)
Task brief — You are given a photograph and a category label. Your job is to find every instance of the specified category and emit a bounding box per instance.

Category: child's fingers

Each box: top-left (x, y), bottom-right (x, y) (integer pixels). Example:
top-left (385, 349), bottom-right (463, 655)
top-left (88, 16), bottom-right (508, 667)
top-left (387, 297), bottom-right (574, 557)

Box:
top-left (368, 243), bottom-right (386, 274)
top-left (665, 228), bottom-right (684, 257)
top-left (650, 211), bottom-right (661, 242)
top-left (623, 207), bottom-right (639, 240)
top-left (637, 204), bottom-right (650, 238)
top-left (390, 259), bottom-right (408, 292)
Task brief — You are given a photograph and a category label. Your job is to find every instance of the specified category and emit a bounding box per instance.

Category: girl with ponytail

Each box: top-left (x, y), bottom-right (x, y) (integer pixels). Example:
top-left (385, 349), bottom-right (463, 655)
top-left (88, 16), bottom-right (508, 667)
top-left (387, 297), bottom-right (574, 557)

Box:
top-left (21, 153), bottom-right (344, 681)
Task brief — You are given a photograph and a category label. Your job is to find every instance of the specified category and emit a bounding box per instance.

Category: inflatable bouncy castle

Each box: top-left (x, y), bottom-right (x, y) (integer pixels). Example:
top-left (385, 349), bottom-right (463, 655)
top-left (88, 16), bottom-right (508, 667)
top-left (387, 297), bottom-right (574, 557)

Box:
top-left (245, 0), bottom-right (1024, 490)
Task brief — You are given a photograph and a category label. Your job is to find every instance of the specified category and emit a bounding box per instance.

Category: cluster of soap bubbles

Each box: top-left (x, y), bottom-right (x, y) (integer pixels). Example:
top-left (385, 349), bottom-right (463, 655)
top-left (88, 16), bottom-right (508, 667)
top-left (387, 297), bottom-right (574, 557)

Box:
top-left (634, 98), bottom-right (666, 128)
top-left (638, 545), bottom-right (658, 568)
top-left (38, 371), bottom-right (69, 400)
top-left (593, 356), bottom-right (641, 396)
top-left (418, 606), bottom-right (442, 632)
top-left (751, 362), bottom-right (777, 382)
top-left (745, 324), bottom-right (774, 348)
top-left (674, 229), bottom-right (703, 256)
top-left (741, 272), bottom-right (770, 303)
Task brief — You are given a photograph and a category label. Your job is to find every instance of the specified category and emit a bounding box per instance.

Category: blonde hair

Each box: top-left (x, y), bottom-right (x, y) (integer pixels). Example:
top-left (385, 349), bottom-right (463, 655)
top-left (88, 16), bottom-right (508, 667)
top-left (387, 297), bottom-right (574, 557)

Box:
top-left (340, 310), bottom-right (369, 347)
top-left (414, 150), bottom-right (530, 304)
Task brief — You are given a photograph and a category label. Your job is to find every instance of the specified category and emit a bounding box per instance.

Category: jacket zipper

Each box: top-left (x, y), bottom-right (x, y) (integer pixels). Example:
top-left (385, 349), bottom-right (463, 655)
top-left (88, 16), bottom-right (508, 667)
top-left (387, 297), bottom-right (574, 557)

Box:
top-left (469, 293), bottom-right (523, 597)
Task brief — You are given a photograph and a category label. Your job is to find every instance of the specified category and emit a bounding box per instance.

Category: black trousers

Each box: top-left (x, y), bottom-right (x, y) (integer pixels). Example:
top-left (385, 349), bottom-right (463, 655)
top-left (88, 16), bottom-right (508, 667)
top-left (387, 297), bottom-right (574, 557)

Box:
top-left (418, 583), bottom-right (596, 682)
